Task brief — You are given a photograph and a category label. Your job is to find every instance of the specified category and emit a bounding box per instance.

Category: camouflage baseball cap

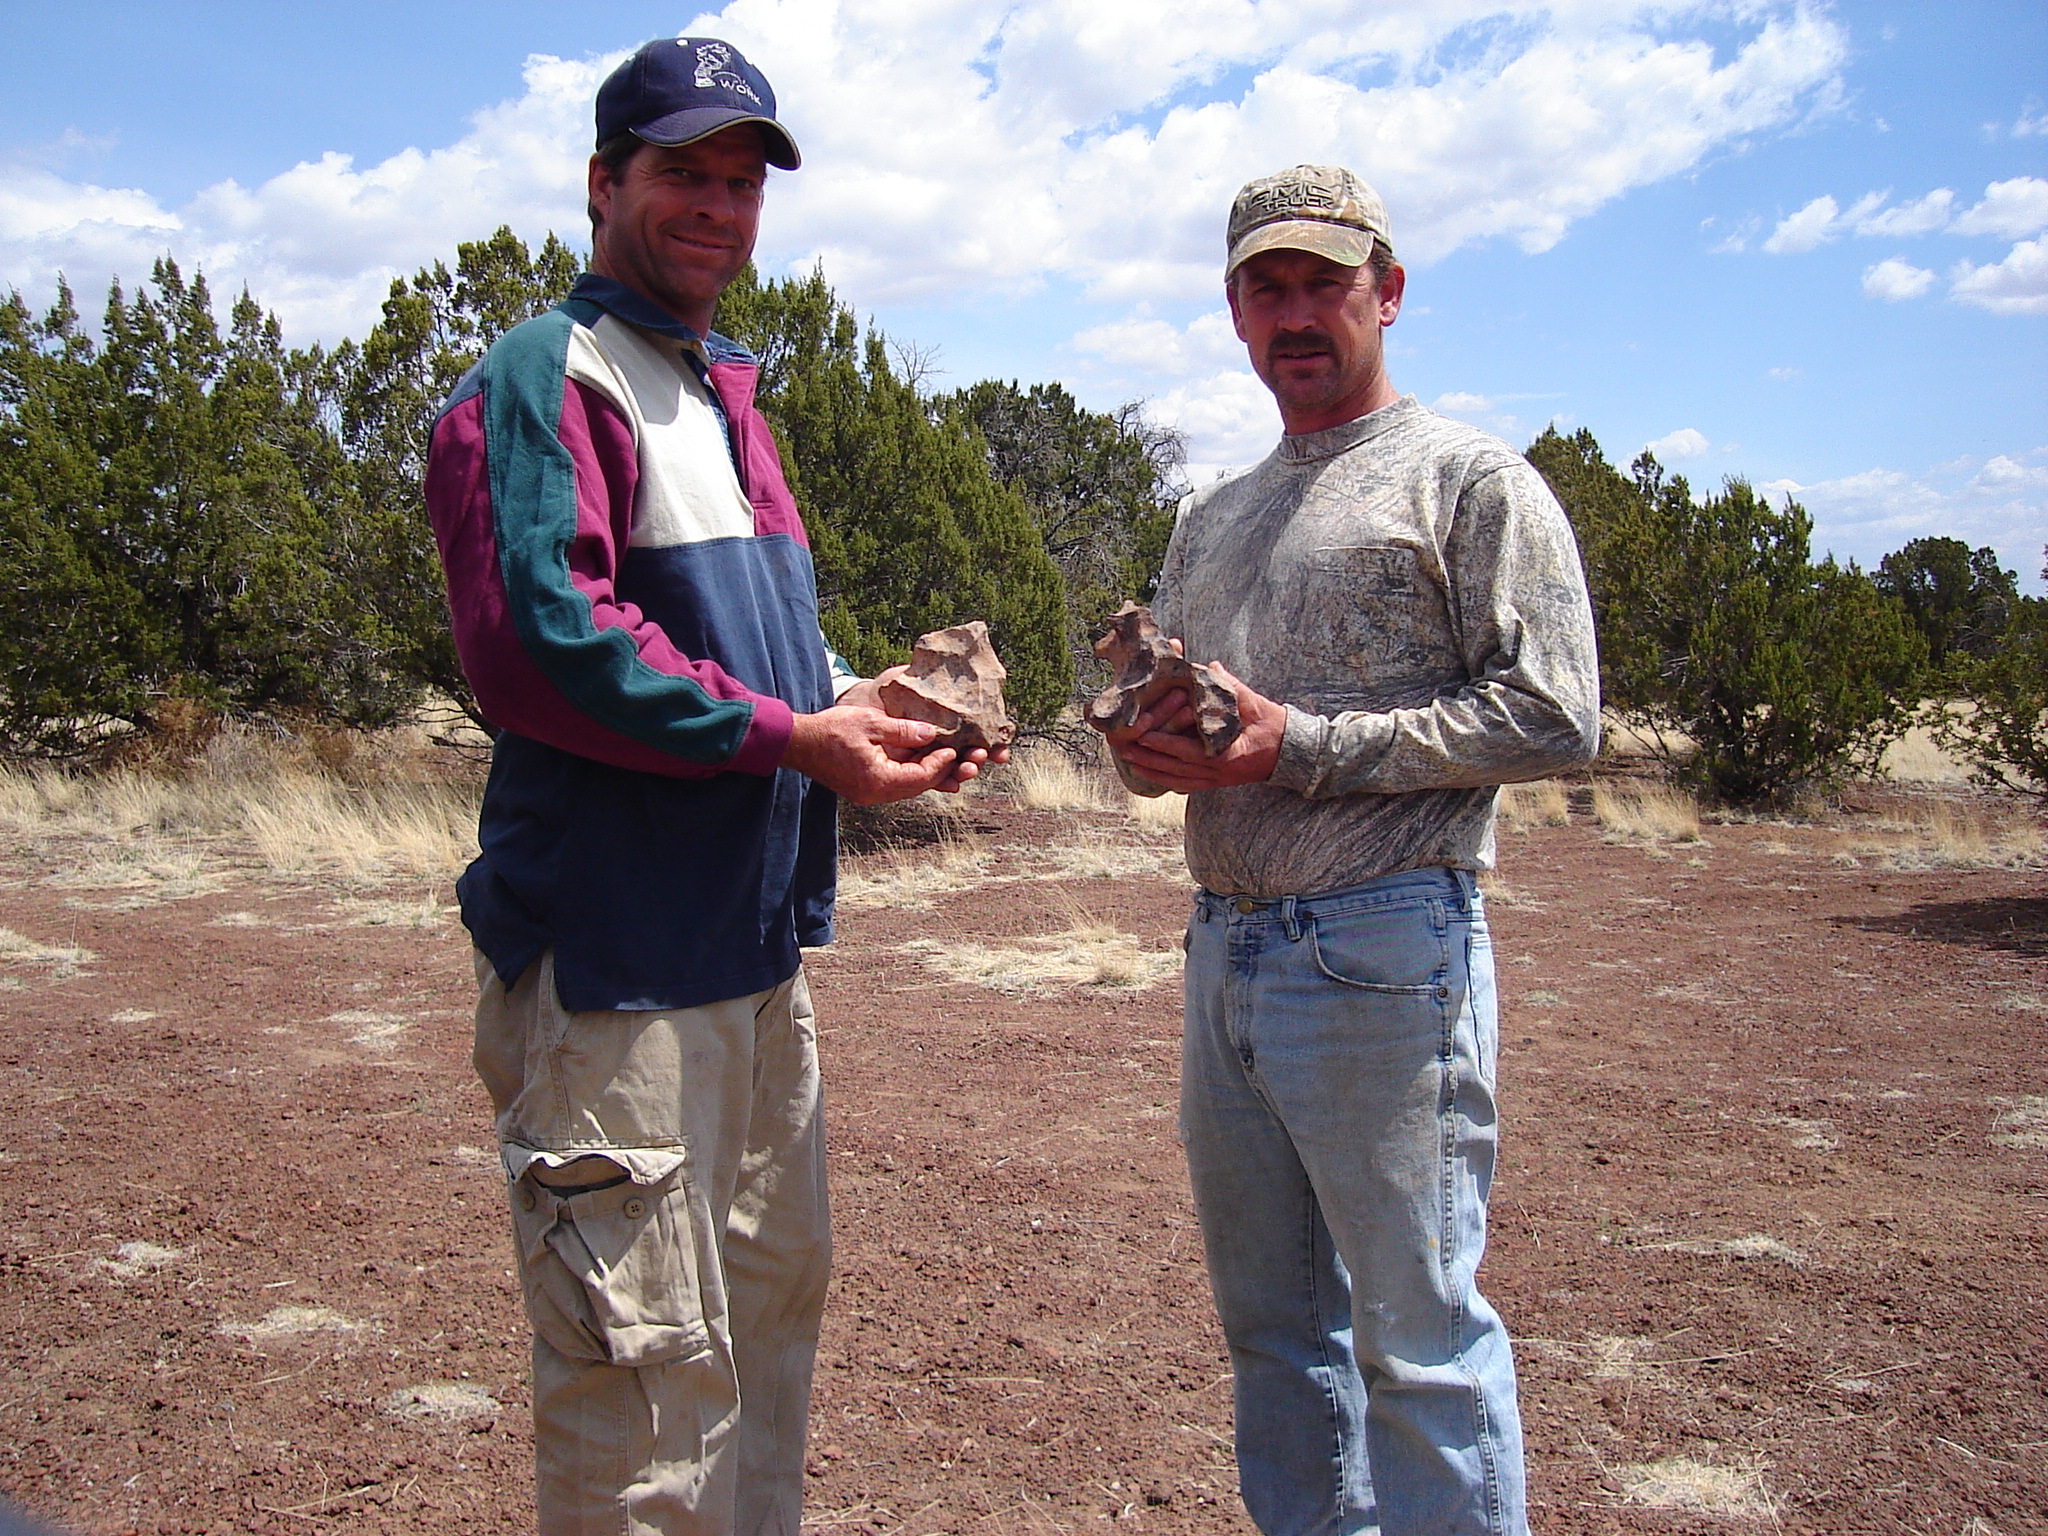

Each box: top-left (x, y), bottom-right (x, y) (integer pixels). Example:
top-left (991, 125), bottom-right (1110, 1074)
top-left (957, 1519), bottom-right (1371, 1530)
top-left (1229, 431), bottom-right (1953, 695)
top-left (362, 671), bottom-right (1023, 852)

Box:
top-left (1225, 165), bottom-right (1393, 277)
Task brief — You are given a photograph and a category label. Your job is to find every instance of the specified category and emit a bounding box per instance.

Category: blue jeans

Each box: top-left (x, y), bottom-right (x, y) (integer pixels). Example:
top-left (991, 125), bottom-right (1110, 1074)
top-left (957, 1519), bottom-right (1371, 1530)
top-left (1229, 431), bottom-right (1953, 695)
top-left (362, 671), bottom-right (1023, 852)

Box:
top-left (1181, 867), bottom-right (1527, 1536)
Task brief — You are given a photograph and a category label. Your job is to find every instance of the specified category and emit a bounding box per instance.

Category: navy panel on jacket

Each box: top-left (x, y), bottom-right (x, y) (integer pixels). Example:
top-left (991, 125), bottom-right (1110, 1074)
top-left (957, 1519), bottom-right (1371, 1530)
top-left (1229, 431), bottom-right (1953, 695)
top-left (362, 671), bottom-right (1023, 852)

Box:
top-left (459, 530), bottom-right (839, 1012)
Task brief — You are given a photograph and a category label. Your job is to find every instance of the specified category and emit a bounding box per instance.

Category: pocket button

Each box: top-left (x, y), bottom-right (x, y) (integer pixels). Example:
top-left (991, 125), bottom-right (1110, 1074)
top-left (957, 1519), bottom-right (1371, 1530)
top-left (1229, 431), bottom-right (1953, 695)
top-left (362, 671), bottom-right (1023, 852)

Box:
top-left (518, 1186), bottom-right (537, 1212)
top-left (622, 1197), bottom-right (648, 1220)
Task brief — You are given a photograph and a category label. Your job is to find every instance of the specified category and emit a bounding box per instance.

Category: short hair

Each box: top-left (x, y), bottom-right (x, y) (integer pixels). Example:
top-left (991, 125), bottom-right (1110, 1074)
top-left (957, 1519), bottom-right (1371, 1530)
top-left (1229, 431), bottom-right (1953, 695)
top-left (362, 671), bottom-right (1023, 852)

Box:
top-left (1365, 239), bottom-right (1397, 287)
top-left (589, 132), bottom-right (645, 234)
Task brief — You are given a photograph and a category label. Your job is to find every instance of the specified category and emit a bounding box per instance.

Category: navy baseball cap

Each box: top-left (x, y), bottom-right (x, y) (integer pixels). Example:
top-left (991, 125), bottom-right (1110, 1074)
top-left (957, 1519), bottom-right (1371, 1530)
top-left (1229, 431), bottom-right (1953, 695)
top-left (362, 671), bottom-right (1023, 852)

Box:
top-left (596, 37), bottom-right (800, 170)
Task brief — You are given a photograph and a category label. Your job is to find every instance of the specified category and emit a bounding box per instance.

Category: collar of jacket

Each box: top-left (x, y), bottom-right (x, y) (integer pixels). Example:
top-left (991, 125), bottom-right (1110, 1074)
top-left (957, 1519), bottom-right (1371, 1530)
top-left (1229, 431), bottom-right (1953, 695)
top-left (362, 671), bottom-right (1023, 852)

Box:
top-left (566, 273), bottom-right (758, 368)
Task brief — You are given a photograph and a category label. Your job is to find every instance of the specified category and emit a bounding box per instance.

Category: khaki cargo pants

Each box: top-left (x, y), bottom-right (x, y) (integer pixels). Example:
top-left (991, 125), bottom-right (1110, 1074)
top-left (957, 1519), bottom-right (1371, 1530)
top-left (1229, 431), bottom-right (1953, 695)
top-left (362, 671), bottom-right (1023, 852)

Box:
top-left (473, 951), bottom-right (830, 1536)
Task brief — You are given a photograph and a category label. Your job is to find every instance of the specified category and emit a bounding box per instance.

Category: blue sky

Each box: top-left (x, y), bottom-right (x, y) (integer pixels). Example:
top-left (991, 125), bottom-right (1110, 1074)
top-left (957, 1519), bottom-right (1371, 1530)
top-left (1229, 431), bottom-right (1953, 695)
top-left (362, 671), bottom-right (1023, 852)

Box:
top-left (3, 1), bottom-right (2042, 588)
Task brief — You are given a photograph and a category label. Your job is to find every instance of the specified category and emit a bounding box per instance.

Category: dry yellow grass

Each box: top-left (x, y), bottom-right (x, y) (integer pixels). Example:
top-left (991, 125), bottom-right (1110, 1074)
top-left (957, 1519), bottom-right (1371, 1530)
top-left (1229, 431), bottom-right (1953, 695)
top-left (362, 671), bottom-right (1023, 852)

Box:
top-left (1642, 1232), bottom-right (1805, 1266)
top-left (0, 926), bottom-right (96, 975)
top-left (1001, 745), bottom-right (1112, 812)
top-left (1879, 721), bottom-right (1974, 785)
top-left (1004, 737), bottom-right (1186, 832)
top-left (838, 812), bottom-right (1181, 910)
top-left (239, 775), bottom-right (477, 880)
top-left (1837, 803), bottom-right (2044, 871)
top-left (836, 831), bottom-right (990, 910)
top-left (334, 892), bottom-right (452, 927)
top-left (0, 725), bottom-right (480, 885)
top-left (1614, 1455), bottom-right (1775, 1519)
top-left (902, 919), bottom-right (1181, 997)
top-left (218, 1305), bottom-right (362, 1341)
top-left (1991, 1095), bottom-right (2048, 1150)
top-left (1476, 870), bottom-right (1539, 908)
top-left (1590, 783), bottom-right (1703, 844)
top-left (1031, 839), bottom-right (1183, 880)
top-left (1599, 707), bottom-right (1991, 789)
top-left (1125, 787), bottom-right (1186, 833)
top-left (384, 1382), bottom-right (502, 1423)
top-left (1598, 715), bottom-right (1692, 762)
top-left (96, 1241), bottom-right (181, 1280)
top-left (1497, 779), bottom-right (1570, 830)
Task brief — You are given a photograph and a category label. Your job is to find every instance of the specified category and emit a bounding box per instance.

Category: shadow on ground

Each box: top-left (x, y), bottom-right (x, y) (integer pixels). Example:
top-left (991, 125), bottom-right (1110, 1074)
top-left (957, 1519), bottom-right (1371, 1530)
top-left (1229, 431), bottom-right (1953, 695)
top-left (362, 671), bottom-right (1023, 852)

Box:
top-left (1842, 893), bottom-right (2048, 956)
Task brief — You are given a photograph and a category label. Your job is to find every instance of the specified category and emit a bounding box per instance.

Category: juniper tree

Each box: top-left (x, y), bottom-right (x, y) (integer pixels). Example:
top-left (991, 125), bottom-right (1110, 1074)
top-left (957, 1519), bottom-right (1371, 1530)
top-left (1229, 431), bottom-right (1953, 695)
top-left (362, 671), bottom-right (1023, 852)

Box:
top-left (1934, 545), bottom-right (2048, 797)
top-left (1874, 536), bottom-right (2019, 674)
top-left (1527, 426), bottom-right (1928, 803)
top-left (0, 263), bottom-right (399, 753)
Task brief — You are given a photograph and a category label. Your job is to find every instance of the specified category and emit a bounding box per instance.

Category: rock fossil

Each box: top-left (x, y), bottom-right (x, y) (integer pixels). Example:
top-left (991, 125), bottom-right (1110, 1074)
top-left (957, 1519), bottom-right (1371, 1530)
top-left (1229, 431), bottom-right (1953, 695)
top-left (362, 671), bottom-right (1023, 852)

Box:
top-left (1084, 602), bottom-right (1242, 756)
top-left (878, 621), bottom-right (1017, 753)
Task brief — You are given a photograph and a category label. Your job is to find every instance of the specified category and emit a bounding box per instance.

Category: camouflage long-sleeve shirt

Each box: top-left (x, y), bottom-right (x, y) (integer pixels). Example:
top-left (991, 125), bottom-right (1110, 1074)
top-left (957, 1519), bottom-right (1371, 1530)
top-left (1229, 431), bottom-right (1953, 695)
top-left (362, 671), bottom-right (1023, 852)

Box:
top-left (1124, 395), bottom-right (1601, 898)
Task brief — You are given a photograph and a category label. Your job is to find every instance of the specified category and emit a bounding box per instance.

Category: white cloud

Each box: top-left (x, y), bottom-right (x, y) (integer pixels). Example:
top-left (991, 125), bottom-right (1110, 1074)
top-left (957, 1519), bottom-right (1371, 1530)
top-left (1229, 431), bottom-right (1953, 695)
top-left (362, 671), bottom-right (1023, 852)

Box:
top-left (1759, 187), bottom-right (1955, 251)
top-left (1854, 187), bottom-right (1954, 237)
top-left (1646, 427), bottom-right (1710, 459)
top-left (1764, 448), bottom-right (2048, 589)
top-left (1151, 369), bottom-right (1283, 481)
top-left (0, 51), bottom-right (601, 339)
top-left (1747, 177), bottom-right (2047, 252)
top-left (1978, 453), bottom-right (2048, 489)
top-left (1064, 305), bottom-right (1274, 475)
top-left (1068, 307), bottom-right (1243, 379)
top-left (2011, 106), bottom-right (2047, 139)
top-left (1949, 237), bottom-right (2048, 316)
top-left (0, 1), bottom-right (1850, 342)
top-left (1766, 365), bottom-right (1802, 380)
top-left (1861, 256), bottom-right (1934, 301)
top-left (1742, 177), bottom-right (2048, 316)
top-left (1704, 212), bottom-right (1762, 254)
top-left (1760, 193), bottom-right (1842, 254)
top-left (1949, 176), bottom-right (2048, 240)
top-left (1428, 389), bottom-right (1538, 440)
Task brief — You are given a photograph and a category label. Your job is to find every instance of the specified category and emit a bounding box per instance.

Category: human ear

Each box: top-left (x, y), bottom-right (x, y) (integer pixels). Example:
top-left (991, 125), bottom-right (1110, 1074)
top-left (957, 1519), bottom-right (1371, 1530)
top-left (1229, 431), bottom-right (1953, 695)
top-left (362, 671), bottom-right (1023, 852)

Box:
top-left (587, 154), bottom-right (615, 224)
top-left (1376, 264), bottom-right (1406, 325)
top-left (1226, 277), bottom-right (1248, 342)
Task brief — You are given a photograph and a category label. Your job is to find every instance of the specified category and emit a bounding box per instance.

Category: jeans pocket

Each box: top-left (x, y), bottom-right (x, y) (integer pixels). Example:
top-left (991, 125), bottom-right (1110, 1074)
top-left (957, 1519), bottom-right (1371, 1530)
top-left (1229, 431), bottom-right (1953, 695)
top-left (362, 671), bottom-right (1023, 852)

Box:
top-left (1307, 903), bottom-right (1445, 994)
top-left (509, 1150), bottom-right (709, 1368)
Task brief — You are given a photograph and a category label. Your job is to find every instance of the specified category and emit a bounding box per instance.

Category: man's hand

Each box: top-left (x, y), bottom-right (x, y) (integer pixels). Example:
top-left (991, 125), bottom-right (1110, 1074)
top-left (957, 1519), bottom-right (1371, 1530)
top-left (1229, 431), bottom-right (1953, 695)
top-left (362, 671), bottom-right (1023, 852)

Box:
top-left (785, 702), bottom-right (999, 803)
top-left (1105, 662), bottom-right (1286, 791)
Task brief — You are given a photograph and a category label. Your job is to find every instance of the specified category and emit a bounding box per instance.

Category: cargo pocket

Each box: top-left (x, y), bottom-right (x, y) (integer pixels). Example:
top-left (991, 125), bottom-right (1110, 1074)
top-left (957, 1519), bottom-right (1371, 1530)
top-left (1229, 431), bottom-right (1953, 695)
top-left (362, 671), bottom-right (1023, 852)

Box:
top-left (506, 1146), bottom-right (709, 1368)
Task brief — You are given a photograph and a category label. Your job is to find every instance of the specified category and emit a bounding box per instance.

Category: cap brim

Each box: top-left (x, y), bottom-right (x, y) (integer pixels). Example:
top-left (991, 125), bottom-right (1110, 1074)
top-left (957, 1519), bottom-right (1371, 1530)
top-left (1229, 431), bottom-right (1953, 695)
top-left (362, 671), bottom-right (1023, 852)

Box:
top-left (1225, 220), bottom-right (1378, 277)
top-left (632, 107), bottom-right (801, 170)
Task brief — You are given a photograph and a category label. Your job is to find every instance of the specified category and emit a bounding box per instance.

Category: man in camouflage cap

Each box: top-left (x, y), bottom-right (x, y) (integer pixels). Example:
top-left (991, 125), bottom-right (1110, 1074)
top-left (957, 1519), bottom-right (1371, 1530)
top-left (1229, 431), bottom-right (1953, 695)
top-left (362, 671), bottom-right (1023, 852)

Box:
top-left (1104, 165), bottom-right (1600, 1535)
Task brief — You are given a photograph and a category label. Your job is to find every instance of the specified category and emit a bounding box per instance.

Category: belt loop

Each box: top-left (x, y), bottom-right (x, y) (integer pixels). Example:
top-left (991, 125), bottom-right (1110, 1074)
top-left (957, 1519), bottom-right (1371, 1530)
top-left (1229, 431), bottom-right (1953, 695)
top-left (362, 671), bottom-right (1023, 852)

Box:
top-left (1279, 895), bottom-right (1302, 942)
top-left (1453, 868), bottom-right (1478, 911)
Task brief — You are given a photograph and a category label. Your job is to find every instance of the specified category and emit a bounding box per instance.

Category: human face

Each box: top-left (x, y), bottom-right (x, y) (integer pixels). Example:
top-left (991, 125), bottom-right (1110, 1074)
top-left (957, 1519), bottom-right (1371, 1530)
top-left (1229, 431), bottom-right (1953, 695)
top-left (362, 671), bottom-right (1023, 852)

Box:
top-left (1227, 247), bottom-right (1405, 435)
top-left (588, 127), bottom-right (768, 334)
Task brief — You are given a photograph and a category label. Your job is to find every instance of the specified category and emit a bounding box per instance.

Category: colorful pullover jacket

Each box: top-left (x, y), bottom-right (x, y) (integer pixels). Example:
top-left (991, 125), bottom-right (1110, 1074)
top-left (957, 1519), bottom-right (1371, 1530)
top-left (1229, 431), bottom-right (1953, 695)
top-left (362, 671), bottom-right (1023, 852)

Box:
top-left (426, 274), bottom-right (843, 1012)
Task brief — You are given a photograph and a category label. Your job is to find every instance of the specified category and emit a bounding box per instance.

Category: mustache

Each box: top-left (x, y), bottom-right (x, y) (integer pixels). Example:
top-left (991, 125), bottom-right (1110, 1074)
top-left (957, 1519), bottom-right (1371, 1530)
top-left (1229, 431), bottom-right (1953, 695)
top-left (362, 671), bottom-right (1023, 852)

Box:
top-left (1265, 328), bottom-right (1335, 357)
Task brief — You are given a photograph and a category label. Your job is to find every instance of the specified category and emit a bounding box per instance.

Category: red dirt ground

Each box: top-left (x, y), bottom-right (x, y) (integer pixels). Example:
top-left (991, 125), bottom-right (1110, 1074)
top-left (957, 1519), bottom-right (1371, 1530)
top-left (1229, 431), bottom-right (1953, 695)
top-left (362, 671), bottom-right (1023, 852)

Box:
top-left (0, 788), bottom-right (2043, 1534)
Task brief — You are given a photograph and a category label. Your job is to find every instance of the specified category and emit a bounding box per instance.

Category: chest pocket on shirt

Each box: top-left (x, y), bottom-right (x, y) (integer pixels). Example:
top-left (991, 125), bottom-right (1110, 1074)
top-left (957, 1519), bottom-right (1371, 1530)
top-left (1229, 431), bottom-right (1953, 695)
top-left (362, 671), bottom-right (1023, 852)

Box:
top-left (1295, 545), bottom-right (1459, 701)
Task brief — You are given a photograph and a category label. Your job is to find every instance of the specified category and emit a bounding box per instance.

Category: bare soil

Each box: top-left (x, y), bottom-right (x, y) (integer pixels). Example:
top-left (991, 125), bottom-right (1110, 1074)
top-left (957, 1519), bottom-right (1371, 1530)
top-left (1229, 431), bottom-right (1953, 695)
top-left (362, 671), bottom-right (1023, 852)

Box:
top-left (0, 788), bottom-right (2043, 1535)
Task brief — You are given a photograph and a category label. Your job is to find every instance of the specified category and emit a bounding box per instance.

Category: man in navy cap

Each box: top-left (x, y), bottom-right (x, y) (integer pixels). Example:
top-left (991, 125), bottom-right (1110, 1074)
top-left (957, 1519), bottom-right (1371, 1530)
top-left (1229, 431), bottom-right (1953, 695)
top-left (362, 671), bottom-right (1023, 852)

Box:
top-left (426, 36), bottom-right (990, 1535)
